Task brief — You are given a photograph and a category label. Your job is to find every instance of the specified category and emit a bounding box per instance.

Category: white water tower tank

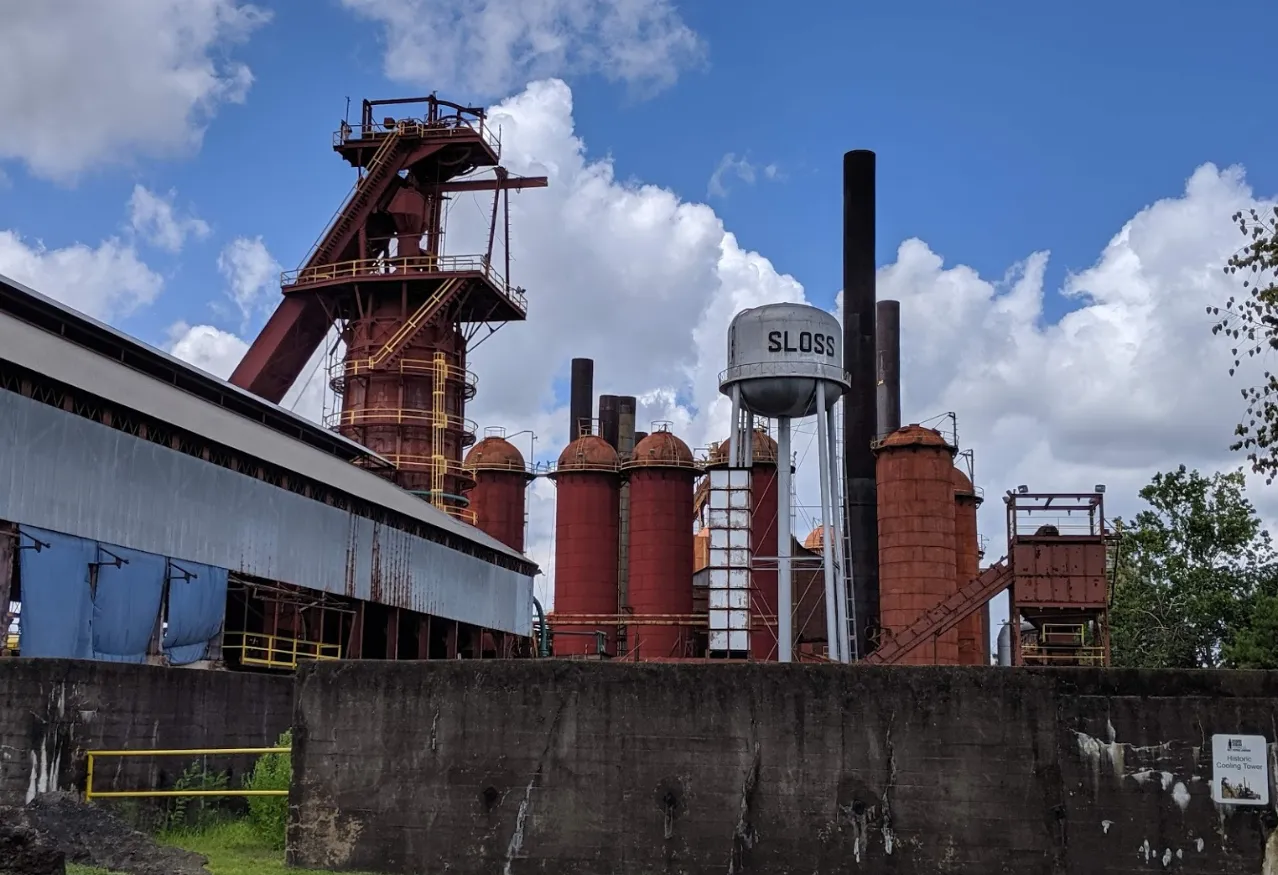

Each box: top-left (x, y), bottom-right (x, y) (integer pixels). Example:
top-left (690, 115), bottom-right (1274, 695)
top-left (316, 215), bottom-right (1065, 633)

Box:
top-left (719, 303), bottom-right (850, 418)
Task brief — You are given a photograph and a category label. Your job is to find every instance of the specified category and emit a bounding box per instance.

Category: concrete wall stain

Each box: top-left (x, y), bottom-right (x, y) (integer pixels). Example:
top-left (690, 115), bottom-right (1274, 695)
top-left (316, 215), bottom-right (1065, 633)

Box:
top-left (291, 662), bottom-right (1278, 875)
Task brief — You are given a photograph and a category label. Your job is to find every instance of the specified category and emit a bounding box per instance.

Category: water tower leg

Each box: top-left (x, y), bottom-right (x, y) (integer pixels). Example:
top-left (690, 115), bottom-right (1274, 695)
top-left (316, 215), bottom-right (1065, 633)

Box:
top-left (815, 382), bottom-right (841, 662)
top-left (728, 384), bottom-right (743, 466)
top-left (777, 416), bottom-right (793, 663)
top-left (827, 402), bottom-right (854, 663)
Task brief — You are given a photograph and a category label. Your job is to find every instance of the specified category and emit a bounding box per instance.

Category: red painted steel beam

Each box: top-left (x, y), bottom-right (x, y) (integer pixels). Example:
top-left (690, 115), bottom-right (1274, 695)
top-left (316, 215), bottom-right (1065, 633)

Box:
top-left (429, 175), bottom-right (548, 193)
top-left (229, 295), bottom-right (336, 403)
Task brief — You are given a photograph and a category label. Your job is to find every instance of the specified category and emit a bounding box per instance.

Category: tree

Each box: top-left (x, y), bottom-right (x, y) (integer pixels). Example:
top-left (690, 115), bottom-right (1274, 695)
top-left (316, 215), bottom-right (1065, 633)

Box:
top-left (1110, 466), bottom-right (1278, 668)
top-left (1212, 205), bottom-right (1278, 482)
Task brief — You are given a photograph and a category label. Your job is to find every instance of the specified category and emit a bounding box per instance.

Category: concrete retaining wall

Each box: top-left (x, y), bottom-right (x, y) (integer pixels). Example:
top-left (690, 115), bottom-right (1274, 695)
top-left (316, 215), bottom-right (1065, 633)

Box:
top-left (0, 659), bottom-right (292, 805)
top-left (290, 661), bottom-right (1278, 875)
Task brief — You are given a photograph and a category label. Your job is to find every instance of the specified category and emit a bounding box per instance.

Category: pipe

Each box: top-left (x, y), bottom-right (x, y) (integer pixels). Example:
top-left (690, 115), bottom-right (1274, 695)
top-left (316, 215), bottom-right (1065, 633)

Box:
top-left (842, 148), bottom-right (879, 659)
top-left (776, 416), bottom-right (793, 663)
top-left (875, 300), bottom-right (901, 439)
top-left (598, 395), bottom-right (621, 449)
top-left (617, 396), bottom-right (637, 458)
top-left (827, 402), bottom-right (853, 662)
top-left (815, 381), bottom-right (841, 662)
top-left (569, 358), bottom-right (594, 440)
top-left (616, 395), bottom-right (636, 620)
top-left (532, 596), bottom-right (550, 657)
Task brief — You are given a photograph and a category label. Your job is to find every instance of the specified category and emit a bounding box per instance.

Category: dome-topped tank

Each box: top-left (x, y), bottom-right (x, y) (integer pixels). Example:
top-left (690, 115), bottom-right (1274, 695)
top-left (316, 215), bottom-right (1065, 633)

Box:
top-left (463, 435), bottom-right (532, 552)
top-left (719, 303), bottom-right (849, 418)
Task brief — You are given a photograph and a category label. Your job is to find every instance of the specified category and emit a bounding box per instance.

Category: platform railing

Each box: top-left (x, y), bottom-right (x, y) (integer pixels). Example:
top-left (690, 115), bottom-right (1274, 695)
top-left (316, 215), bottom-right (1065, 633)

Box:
top-left (333, 115), bottom-right (500, 154)
top-left (325, 406), bottom-right (478, 436)
top-left (280, 254), bottom-right (527, 312)
top-left (85, 746), bottom-right (291, 800)
top-left (222, 631), bottom-right (342, 670)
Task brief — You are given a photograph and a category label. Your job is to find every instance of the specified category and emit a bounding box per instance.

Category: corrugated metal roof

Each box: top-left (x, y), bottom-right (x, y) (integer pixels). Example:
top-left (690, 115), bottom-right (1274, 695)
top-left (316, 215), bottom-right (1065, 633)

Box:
top-left (0, 274), bottom-right (535, 570)
top-left (0, 272), bottom-right (385, 465)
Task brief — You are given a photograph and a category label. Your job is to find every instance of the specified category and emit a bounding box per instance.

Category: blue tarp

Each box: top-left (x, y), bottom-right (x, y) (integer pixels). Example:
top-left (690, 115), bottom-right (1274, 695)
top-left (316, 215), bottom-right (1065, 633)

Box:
top-left (18, 526), bottom-right (96, 659)
top-left (163, 561), bottom-right (228, 665)
top-left (91, 545), bottom-right (165, 663)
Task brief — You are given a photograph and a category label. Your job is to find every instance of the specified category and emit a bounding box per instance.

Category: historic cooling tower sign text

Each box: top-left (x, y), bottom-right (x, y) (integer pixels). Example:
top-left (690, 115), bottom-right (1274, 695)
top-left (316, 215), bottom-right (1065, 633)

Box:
top-left (1210, 734), bottom-right (1269, 805)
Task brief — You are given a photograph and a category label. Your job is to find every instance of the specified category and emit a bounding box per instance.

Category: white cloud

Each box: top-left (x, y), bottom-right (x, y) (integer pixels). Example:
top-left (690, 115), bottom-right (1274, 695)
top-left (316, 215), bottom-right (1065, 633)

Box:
top-left (165, 321), bottom-right (247, 378)
top-left (707, 152), bottom-right (780, 199)
top-left (165, 80), bottom-right (1276, 637)
top-left (339, 0), bottom-right (705, 98)
top-left (129, 185), bottom-right (211, 253)
top-left (217, 236), bottom-right (282, 322)
top-left (0, 0), bottom-right (270, 181)
top-left (0, 230), bottom-right (162, 322)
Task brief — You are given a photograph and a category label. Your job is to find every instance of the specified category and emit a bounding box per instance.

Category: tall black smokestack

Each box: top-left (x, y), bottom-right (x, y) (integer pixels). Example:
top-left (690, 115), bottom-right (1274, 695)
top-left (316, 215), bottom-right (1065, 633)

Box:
top-left (876, 300), bottom-right (901, 439)
top-left (569, 358), bottom-right (594, 440)
top-left (599, 395), bottom-right (621, 448)
top-left (843, 149), bottom-right (879, 660)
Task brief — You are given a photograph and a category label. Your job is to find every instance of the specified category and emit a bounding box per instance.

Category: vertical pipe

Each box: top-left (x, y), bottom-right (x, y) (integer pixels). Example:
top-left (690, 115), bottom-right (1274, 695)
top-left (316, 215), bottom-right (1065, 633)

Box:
top-left (569, 358), bottom-right (594, 440)
top-left (599, 394), bottom-right (621, 449)
top-left (776, 416), bottom-right (793, 663)
top-left (616, 397), bottom-right (637, 458)
top-left (875, 299), bottom-right (902, 439)
top-left (728, 385), bottom-right (742, 467)
top-left (827, 402), bottom-right (853, 662)
top-left (815, 382), bottom-right (840, 662)
top-left (843, 149), bottom-right (879, 659)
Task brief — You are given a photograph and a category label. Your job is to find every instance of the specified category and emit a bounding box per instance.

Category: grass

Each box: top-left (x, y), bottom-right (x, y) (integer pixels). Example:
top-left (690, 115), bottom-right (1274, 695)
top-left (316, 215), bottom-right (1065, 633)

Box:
top-left (65, 818), bottom-right (379, 875)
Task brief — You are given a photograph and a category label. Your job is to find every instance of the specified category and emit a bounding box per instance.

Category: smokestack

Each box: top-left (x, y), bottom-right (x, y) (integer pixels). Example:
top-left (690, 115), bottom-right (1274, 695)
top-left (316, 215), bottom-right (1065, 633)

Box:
top-left (569, 358), bottom-right (594, 440)
top-left (599, 395), bottom-right (621, 449)
top-left (876, 300), bottom-right (901, 439)
top-left (616, 396), bottom-right (637, 623)
top-left (843, 149), bottom-right (879, 660)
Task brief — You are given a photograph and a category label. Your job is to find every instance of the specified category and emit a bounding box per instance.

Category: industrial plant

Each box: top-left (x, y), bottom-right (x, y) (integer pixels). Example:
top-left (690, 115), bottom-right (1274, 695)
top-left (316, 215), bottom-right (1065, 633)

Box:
top-left (0, 96), bottom-right (1116, 672)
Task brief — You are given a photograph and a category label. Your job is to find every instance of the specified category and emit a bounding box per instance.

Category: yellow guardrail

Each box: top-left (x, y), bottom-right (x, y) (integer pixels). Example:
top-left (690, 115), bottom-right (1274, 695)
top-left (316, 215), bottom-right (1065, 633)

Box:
top-left (223, 632), bottom-right (342, 670)
top-left (86, 746), bottom-right (291, 800)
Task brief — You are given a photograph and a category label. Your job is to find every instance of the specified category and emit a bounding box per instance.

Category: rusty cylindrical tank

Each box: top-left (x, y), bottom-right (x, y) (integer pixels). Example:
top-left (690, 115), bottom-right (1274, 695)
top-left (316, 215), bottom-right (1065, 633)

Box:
top-left (953, 467), bottom-right (986, 665)
top-left (708, 429), bottom-right (779, 660)
top-left (623, 430), bottom-right (697, 658)
top-left (462, 435), bottom-right (533, 552)
top-left (874, 425), bottom-right (959, 665)
top-left (548, 435), bottom-right (621, 656)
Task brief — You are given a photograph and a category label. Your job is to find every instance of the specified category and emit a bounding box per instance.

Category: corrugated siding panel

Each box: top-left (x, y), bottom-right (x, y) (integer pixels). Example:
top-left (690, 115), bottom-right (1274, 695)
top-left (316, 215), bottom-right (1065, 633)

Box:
top-left (0, 391), bottom-right (533, 635)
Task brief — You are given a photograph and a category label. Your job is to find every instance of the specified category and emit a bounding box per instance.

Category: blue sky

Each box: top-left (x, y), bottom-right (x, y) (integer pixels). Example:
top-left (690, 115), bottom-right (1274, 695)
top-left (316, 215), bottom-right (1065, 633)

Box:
top-left (4, 0), bottom-right (1278, 620)
top-left (6, 0), bottom-right (1277, 349)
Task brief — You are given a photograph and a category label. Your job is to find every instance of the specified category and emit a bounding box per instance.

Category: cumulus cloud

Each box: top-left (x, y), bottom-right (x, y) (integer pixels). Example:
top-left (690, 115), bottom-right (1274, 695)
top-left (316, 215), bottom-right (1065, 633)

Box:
top-left (166, 79), bottom-right (1277, 623)
top-left (0, 230), bottom-right (163, 322)
top-left (0, 0), bottom-right (270, 181)
top-left (339, 0), bottom-right (705, 98)
top-left (217, 236), bottom-right (282, 322)
top-left (129, 185), bottom-right (211, 253)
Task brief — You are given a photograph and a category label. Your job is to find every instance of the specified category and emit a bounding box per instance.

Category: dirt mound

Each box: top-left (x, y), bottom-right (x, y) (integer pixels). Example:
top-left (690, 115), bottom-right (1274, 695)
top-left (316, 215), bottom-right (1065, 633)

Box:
top-left (0, 812), bottom-right (65, 875)
top-left (20, 793), bottom-right (209, 875)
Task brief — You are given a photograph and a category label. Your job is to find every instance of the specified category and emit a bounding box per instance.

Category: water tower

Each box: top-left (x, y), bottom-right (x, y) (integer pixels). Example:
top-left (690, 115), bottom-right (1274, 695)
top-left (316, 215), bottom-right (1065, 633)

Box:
top-left (716, 303), bottom-right (853, 662)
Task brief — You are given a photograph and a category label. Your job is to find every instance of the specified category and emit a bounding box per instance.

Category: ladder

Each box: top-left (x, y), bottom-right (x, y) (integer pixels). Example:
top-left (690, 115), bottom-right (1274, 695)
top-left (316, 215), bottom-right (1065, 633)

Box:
top-left (306, 127), bottom-right (405, 269)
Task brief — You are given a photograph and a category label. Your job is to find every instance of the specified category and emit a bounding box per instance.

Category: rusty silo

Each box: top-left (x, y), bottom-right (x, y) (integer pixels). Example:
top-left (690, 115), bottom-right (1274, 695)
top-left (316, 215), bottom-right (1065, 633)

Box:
top-left (952, 467), bottom-right (987, 665)
top-left (874, 424), bottom-right (958, 665)
top-left (623, 428), bottom-right (698, 658)
top-left (462, 433), bottom-right (532, 553)
top-left (548, 434), bottom-right (621, 656)
top-left (707, 428), bottom-right (779, 660)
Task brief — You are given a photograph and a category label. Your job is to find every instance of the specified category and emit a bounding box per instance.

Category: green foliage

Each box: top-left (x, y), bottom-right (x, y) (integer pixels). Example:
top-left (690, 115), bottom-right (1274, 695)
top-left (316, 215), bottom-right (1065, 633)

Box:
top-left (166, 760), bottom-right (230, 832)
top-left (244, 730), bottom-right (292, 850)
top-left (1110, 465), bottom-right (1278, 668)
top-left (1212, 206), bottom-right (1278, 482)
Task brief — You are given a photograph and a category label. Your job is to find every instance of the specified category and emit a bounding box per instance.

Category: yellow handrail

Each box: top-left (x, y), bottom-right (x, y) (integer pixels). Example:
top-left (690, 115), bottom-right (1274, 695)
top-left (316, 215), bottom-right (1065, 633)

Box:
top-left (280, 254), bottom-right (527, 311)
top-left (86, 746), bottom-right (291, 800)
top-left (325, 407), bottom-right (477, 434)
top-left (223, 631), bottom-right (342, 670)
top-left (369, 278), bottom-right (460, 368)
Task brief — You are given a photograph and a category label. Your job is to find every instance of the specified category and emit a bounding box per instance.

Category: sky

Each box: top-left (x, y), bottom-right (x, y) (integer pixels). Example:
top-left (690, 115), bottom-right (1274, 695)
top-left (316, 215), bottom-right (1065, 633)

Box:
top-left (3, 0), bottom-right (1278, 646)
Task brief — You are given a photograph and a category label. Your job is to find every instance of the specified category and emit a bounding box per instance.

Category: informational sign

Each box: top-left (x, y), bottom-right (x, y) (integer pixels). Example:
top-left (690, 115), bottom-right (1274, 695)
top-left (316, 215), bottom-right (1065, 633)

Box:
top-left (1210, 734), bottom-right (1270, 805)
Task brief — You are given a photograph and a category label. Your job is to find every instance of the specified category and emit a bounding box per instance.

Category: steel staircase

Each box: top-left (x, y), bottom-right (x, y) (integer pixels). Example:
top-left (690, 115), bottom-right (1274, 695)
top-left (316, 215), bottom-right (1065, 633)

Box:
top-left (305, 128), bottom-right (405, 269)
top-left (368, 277), bottom-right (462, 370)
top-left (864, 560), bottom-right (1012, 665)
